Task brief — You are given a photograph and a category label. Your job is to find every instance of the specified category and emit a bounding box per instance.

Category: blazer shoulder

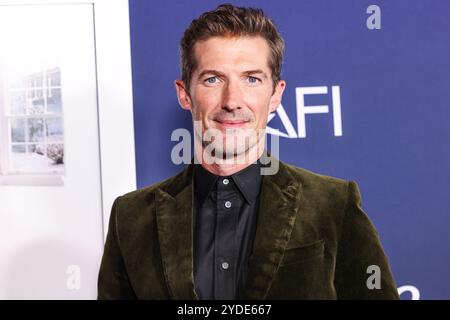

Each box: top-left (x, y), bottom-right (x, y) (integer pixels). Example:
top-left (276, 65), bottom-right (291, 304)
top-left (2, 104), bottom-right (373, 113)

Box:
top-left (280, 161), bottom-right (355, 218)
top-left (113, 165), bottom-right (191, 217)
top-left (282, 160), bottom-right (349, 191)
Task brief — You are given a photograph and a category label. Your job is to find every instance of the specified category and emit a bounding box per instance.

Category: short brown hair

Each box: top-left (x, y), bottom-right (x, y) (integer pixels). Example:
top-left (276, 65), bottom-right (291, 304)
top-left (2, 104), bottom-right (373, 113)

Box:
top-left (179, 3), bottom-right (285, 93)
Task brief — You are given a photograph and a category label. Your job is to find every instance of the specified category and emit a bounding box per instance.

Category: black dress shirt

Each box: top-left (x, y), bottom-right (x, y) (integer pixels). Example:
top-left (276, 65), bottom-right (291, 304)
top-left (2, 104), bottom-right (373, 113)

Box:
top-left (193, 159), bottom-right (263, 300)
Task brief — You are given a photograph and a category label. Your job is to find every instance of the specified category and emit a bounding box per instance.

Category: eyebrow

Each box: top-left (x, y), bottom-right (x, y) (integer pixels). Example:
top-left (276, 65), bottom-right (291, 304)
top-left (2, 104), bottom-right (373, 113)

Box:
top-left (197, 69), bottom-right (269, 80)
top-left (242, 69), bottom-right (269, 79)
top-left (197, 69), bottom-right (226, 80)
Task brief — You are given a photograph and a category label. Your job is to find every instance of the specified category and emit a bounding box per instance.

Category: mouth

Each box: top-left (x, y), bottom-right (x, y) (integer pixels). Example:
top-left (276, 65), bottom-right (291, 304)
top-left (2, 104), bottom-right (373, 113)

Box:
top-left (214, 119), bottom-right (249, 128)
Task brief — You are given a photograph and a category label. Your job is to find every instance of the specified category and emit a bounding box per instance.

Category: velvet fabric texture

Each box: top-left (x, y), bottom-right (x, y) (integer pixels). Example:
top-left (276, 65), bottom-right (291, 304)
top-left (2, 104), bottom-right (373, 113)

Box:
top-left (98, 155), bottom-right (399, 299)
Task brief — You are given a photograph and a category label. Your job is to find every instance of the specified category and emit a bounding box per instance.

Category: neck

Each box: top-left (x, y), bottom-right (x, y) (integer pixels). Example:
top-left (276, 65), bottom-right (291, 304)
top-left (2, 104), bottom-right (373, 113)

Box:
top-left (194, 139), bottom-right (265, 176)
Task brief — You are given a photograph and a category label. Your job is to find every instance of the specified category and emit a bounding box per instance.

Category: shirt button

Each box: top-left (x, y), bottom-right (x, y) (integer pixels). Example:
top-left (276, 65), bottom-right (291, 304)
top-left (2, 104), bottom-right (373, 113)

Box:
top-left (221, 262), bottom-right (229, 270)
top-left (222, 178), bottom-right (229, 185)
top-left (224, 201), bottom-right (232, 208)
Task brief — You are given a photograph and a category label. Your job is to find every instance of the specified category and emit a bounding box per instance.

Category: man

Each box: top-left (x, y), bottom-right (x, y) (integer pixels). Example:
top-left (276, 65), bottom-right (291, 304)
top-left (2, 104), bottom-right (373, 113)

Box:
top-left (98, 4), bottom-right (399, 299)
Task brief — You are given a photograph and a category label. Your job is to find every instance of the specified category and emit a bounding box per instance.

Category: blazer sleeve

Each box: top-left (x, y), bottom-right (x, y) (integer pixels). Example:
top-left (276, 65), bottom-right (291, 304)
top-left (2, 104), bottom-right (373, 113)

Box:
top-left (97, 196), bottom-right (137, 299)
top-left (334, 180), bottom-right (400, 299)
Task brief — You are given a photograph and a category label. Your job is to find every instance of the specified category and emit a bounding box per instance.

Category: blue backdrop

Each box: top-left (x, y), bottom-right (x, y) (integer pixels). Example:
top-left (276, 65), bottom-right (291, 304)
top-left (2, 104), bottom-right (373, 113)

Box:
top-left (129, 0), bottom-right (450, 299)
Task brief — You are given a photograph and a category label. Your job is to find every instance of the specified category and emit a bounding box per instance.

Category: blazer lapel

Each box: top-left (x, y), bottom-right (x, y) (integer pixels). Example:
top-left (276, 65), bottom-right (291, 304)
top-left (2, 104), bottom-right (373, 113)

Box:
top-left (155, 164), bottom-right (199, 300)
top-left (241, 157), bottom-right (303, 299)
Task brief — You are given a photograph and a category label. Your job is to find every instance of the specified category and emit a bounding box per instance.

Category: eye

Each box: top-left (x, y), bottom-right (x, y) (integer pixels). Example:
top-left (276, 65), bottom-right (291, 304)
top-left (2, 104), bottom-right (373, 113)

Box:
top-left (205, 76), bottom-right (219, 84)
top-left (247, 76), bottom-right (261, 84)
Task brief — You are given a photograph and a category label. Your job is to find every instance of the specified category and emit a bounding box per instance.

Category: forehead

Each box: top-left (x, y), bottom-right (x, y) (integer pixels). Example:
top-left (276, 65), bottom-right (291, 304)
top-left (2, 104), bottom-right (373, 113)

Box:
top-left (193, 36), bottom-right (271, 73)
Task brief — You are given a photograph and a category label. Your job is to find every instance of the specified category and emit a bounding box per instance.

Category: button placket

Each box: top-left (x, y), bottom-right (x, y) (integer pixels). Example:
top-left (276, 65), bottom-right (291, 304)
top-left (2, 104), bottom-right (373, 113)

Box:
top-left (214, 177), bottom-right (239, 298)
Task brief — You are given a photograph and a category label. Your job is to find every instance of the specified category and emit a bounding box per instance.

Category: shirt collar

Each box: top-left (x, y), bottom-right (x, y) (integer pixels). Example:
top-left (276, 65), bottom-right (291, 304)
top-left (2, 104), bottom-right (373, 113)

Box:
top-left (194, 157), bottom-right (263, 207)
top-left (194, 163), bottom-right (219, 208)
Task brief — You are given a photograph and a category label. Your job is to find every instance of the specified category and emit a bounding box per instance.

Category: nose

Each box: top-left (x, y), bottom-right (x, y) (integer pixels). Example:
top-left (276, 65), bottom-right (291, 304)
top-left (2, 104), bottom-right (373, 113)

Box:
top-left (222, 80), bottom-right (243, 112)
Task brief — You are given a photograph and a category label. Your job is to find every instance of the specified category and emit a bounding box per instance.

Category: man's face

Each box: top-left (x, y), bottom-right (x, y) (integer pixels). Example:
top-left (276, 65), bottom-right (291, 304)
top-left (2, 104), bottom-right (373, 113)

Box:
top-left (176, 35), bottom-right (285, 159)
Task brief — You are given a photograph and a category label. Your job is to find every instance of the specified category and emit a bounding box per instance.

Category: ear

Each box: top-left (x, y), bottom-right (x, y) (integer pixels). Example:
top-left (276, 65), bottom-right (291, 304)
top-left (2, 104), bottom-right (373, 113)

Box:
top-left (268, 80), bottom-right (286, 113)
top-left (174, 79), bottom-right (193, 111)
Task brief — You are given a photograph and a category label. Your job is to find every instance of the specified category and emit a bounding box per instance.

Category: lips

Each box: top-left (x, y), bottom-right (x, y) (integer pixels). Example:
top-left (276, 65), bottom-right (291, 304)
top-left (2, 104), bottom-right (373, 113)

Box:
top-left (214, 119), bottom-right (248, 128)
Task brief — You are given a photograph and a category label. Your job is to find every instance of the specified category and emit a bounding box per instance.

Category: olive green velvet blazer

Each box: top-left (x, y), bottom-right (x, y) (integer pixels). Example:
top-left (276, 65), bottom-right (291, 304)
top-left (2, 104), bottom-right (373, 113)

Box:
top-left (98, 155), bottom-right (399, 300)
